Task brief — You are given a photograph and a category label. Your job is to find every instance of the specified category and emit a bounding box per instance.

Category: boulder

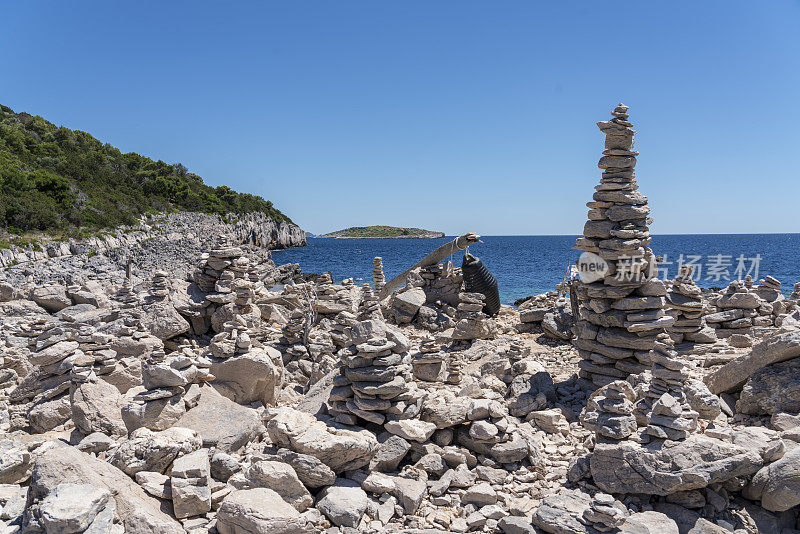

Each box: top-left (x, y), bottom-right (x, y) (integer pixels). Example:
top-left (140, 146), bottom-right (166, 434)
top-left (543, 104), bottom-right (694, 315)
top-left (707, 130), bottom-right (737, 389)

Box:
top-left (315, 478), bottom-right (369, 527)
top-left (174, 386), bottom-right (263, 452)
top-left (170, 449), bottom-right (212, 519)
top-left (384, 419), bottom-right (437, 443)
top-left (743, 447), bottom-right (800, 512)
top-left (532, 489), bottom-right (594, 534)
top-left (70, 378), bottom-right (127, 437)
top-left (590, 435), bottom-right (762, 495)
top-left (210, 347), bottom-right (283, 406)
top-left (619, 511), bottom-right (679, 534)
top-left (39, 483), bottom-right (112, 534)
top-left (0, 440), bottom-right (31, 484)
top-left (264, 407), bottom-right (378, 473)
top-left (216, 488), bottom-right (314, 534)
top-left (140, 299), bottom-right (192, 340)
top-left (122, 393), bottom-right (186, 432)
top-left (27, 443), bottom-right (183, 533)
top-left (704, 330), bottom-right (800, 394)
top-left (31, 285), bottom-right (72, 313)
top-left (391, 288), bottom-right (426, 323)
top-left (241, 460), bottom-right (312, 511)
top-left (275, 449), bottom-right (336, 488)
top-left (736, 357), bottom-right (800, 415)
top-left (369, 433), bottom-right (411, 472)
top-left (110, 427), bottom-right (202, 476)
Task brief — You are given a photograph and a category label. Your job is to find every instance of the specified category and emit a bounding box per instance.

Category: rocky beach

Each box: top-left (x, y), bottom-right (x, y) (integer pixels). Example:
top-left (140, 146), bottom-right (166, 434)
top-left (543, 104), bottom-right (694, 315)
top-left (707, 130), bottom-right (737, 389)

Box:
top-left (2, 105), bottom-right (800, 534)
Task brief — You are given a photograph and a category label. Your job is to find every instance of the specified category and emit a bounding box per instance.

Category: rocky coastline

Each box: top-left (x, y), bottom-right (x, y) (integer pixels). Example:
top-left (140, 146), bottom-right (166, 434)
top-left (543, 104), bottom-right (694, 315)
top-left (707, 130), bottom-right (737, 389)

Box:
top-left (2, 105), bottom-right (800, 534)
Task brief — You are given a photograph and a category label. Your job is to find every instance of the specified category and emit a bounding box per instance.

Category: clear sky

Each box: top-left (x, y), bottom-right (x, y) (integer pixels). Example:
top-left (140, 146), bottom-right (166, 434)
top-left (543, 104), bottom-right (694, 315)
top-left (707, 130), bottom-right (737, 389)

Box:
top-left (2, 1), bottom-right (799, 235)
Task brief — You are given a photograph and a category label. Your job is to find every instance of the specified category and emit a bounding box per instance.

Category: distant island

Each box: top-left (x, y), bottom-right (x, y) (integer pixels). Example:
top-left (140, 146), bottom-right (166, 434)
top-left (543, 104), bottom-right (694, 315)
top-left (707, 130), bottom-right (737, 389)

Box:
top-left (316, 226), bottom-right (445, 239)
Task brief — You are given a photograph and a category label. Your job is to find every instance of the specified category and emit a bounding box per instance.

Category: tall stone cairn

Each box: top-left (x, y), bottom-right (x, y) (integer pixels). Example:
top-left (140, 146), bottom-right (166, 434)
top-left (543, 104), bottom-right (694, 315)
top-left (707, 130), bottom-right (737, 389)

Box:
top-left (574, 103), bottom-right (670, 388)
top-left (373, 257), bottom-right (386, 294)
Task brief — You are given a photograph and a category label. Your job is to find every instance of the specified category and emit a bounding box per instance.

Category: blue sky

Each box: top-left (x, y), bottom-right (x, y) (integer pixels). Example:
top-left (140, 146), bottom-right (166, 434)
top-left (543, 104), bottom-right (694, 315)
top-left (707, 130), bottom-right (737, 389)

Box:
top-left (2, 1), bottom-right (799, 235)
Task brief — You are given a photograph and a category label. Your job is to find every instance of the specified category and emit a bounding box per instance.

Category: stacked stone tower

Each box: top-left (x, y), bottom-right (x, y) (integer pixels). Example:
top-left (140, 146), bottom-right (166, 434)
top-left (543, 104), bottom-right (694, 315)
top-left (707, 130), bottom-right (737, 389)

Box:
top-left (574, 104), bottom-right (670, 387)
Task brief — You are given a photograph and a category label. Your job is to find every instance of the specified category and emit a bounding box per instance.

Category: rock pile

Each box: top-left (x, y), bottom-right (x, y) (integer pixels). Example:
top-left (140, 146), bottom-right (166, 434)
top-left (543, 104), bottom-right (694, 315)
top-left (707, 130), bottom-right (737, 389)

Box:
top-left (573, 103), bottom-right (668, 387)
top-left (418, 262), bottom-right (462, 307)
top-left (373, 257), bottom-right (386, 294)
top-left (707, 277), bottom-right (764, 339)
top-left (580, 379), bottom-right (638, 440)
top-left (315, 272), bottom-right (357, 315)
top-left (149, 270), bottom-right (170, 298)
top-left (411, 335), bottom-right (446, 382)
top-left (666, 266), bottom-right (716, 344)
top-left (580, 493), bottom-right (629, 531)
top-left (453, 292), bottom-right (496, 340)
top-left (637, 334), bottom-right (699, 441)
top-left (329, 318), bottom-right (418, 427)
top-left (358, 284), bottom-right (384, 321)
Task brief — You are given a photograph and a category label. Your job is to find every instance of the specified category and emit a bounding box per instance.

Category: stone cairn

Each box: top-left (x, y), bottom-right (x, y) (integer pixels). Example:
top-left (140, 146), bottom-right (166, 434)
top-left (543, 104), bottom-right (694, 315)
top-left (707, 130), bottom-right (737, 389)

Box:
top-left (636, 334), bottom-right (699, 441)
top-left (452, 292), bottom-right (496, 340)
top-left (755, 275), bottom-right (790, 322)
top-left (706, 277), bottom-right (766, 338)
top-left (358, 284), bottom-right (383, 321)
top-left (329, 319), bottom-right (417, 427)
top-left (580, 379), bottom-right (638, 441)
top-left (666, 266), bottom-right (716, 344)
top-left (115, 278), bottom-right (139, 309)
top-left (411, 335), bottom-right (446, 382)
top-left (373, 257), bottom-right (386, 295)
top-left (315, 272), bottom-right (356, 315)
top-left (574, 103), bottom-right (668, 387)
top-left (149, 270), bottom-right (170, 298)
top-left (580, 493), bottom-right (629, 532)
top-left (210, 315), bottom-right (253, 360)
top-left (791, 282), bottom-right (800, 301)
top-left (418, 262), bottom-right (462, 307)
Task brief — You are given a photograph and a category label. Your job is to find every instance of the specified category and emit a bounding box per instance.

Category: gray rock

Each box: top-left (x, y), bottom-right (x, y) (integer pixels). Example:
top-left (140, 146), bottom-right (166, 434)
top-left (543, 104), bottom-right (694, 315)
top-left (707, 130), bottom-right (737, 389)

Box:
top-left (77, 433), bottom-right (115, 455)
top-left (216, 488), bottom-right (314, 534)
top-left (619, 511), bottom-right (679, 533)
top-left (29, 397), bottom-right (73, 433)
top-left (134, 471), bottom-right (171, 500)
top-left (276, 449), bottom-right (336, 488)
top-left (39, 483), bottom-right (110, 534)
top-left (743, 447), bottom-right (800, 512)
top-left (737, 357), bottom-right (800, 415)
top-left (385, 419), bottom-right (436, 443)
top-left (243, 460), bottom-right (312, 512)
top-left (590, 435), bottom-right (763, 495)
top-left (70, 378), bottom-right (127, 437)
top-left (210, 452), bottom-right (241, 482)
top-left (704, 330), bottom-right (800, 394)
top-left (498, 515), bottom-right (537, 534)
top-left (264, 407), bottom-right (378, 473)
top-left (369, 433), bottom-right (411, 472)
top-left (140, 300), bottom-right (191, 340)
top-left (170, 449), bottom-right (211, 519)
top-left (0, 440), bottom-right (31, 484)
top-left (174, 386), bottom-right (263, 452)
top-left (391, 475), bottom-right (427, 514)
top-left (109, 427), bottom-right (202, 476)
top-left (315, 478), bottom-right (369, 528)
top-left (532, 489), bottom-right (594, 534)
top-left (210, 347), bottom-right (283, 406)
top-left (462, 482), bottom-right (497, 506)
top-left (27, 443), bottom-right (183, 533)
top-left (32, 285), bottom-right (72, 313)
top-left (684, 379), bottom-right (721, 421)
top-left (391, 288), bottom-right (426, 323)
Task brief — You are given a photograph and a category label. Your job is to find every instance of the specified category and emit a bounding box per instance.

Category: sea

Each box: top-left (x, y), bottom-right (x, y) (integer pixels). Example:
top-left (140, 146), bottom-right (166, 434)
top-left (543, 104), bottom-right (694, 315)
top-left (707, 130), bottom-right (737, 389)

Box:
top-left (271, 234), bottom-right (800, 305)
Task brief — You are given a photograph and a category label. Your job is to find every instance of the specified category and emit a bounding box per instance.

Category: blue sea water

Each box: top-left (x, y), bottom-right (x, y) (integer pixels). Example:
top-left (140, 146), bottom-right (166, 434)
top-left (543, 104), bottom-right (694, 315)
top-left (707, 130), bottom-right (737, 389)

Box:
top-left (271, 234), bottom-right (800, 304)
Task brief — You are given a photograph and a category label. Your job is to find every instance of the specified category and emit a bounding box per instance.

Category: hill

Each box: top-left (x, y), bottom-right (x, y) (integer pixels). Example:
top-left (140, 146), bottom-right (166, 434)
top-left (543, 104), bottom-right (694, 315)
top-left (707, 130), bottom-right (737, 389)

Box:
top-left (317, 226), bottom-right (445, 238)
top-left (0, 104), bottom-right (294, 234)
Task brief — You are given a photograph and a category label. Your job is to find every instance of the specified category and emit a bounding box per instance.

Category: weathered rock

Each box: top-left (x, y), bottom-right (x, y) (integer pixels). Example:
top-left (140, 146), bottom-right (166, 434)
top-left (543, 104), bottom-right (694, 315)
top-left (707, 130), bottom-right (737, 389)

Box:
top-left (736, 357), bottom-right (800, 415)
top-left (385, 419), bottom-right (437, 443)
top-left (216, 488), bottom-right (314, 534)
top-left (704, 330), bottom-right (800, 394)
top-left (170, 449), bottom-right (212, 519)
top-left (0, 440), bottom-right (31, 484)
top-left (532, 489), bottom-right (594, 534)
top-left (110, 427), bottom-right (202, 476)
top-left (174, 386), bottom-right (263, 452)
top-left (619, 511), bottom-right (679, 534)
top-left (315, 478), bottom-right (369, 528)
top-left (70, 378), bottom-right (127, 437)
top-left (28, 443), bottom-right (183, 533)
top-left (264, 407), bottom-right (378, 473)
top-left (39, 482), bottom-right (111, 534)
top-left (275, 449), bottom-right (336, 488)
top-left (210, 347), bottom-right (283, 406)
top-left (590, 435), bottom-right (762, 495)
top-left (369, 433), bottom-right (411, 472)
top-left (242, 460), bottom-right (312, 511)
top-left (743, 447), bottom-right (800, 512)
top-left (140, 299), bottom-right (191, 340)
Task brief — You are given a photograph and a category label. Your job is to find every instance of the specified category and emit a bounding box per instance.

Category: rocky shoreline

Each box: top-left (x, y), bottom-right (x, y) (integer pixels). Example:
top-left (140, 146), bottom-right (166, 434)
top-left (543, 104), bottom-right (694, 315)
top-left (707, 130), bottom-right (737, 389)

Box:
top-left (2, 106), bottom-right (800, 534)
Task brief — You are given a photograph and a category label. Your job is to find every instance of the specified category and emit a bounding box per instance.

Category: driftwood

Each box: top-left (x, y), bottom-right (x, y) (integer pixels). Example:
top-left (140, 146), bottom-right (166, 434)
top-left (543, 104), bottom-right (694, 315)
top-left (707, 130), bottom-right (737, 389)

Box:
top-left (378, 232), bottom-right (481, 300)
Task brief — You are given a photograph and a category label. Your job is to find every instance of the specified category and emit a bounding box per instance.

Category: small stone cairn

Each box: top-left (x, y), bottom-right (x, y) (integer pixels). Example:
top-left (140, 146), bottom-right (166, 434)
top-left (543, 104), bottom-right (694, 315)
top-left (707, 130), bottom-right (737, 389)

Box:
top-left (418, 262), bottom-right (462, 306)
top-left (210, 315), bottom-right (253, 360)
top-left (706, 277), bottom-right (765, 338)
top-left (115, 279), bottom-right (139, 309)
top-left (329, 319), bottom-right (416, 427)
top-left (574, 103), bottom-right (668, 387)
top-left (315, 272), bottom-right (356, 315)
top-left (149, 270), bottom-right (170, 298)
top-left (358, 284), bottom-right (384, 321)
top-left (411, 335), bottom-right (446, 382)
top-left (193, 236), bottom-right (244, 293)
top-left (666, 266), bottom-right (716, 344)
top-left (580, 379), bottom-right (638, 441)
top-left (791, 282), bottom-right (800, 301)
top-left (373, 257), bottom-right (386, 295)
top-left (637, 334), bottom-right (699, 441)
top-left (580, 493), bottom-right (629, 532)
top-left (453, 292), bottom-right (496, 340)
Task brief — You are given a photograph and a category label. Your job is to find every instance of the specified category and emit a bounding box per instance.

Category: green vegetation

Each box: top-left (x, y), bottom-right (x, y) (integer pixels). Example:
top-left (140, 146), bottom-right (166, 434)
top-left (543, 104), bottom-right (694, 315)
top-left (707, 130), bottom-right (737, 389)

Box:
top-left (0, 104), bottom-right (293, 233)
top-left (317, 226), bottom-right (445, 238)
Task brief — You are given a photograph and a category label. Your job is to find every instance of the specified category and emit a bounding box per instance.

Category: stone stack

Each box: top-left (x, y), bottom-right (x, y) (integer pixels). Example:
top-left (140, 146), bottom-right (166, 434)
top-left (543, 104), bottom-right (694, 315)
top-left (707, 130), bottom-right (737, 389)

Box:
top-left (210, 316), bottom-right (252, 360)
top-left (373, 257), bottom-right (386, 295)
top-left (706, 278), bottom-right (763, 338)
top-left (149, 271), bottom-right (170, 298)
top-left (358, 284), bottom-right (383, 321)
top-left (193, 236), bottom-right (244, 293)
top-left (116, 279), bottom-right (139, 309)
top-left (329, 319), bottom-right (417, 427)
top-left (452, 292), bottom-right (496, 340)
top-left (329, 311), bottom-right (357, 348)
top-left (791, 282), bottom-right (800, 301)
top-left (637, 334), bottom-right (699, 441)
top-left (418, 262), bottom-right (463, 307)
top-left (411, 335), bottom-right (446, 382)
top-left (283, 310), bottom-right (307, 345)
top-left (314, 273), bottom-right (356, 315)
top-left (580, 380), bottom-right (638, 441)
top-left (573, 103), bottom-right (668, 387)
top-left (506, 340), bottom-right (529, 364)
top-left (666, 266), bottom-right (716, 344)
top-left (580, 494), bottom-right (629, 532)
top-left (755, 276), bottom-right (789, 324)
